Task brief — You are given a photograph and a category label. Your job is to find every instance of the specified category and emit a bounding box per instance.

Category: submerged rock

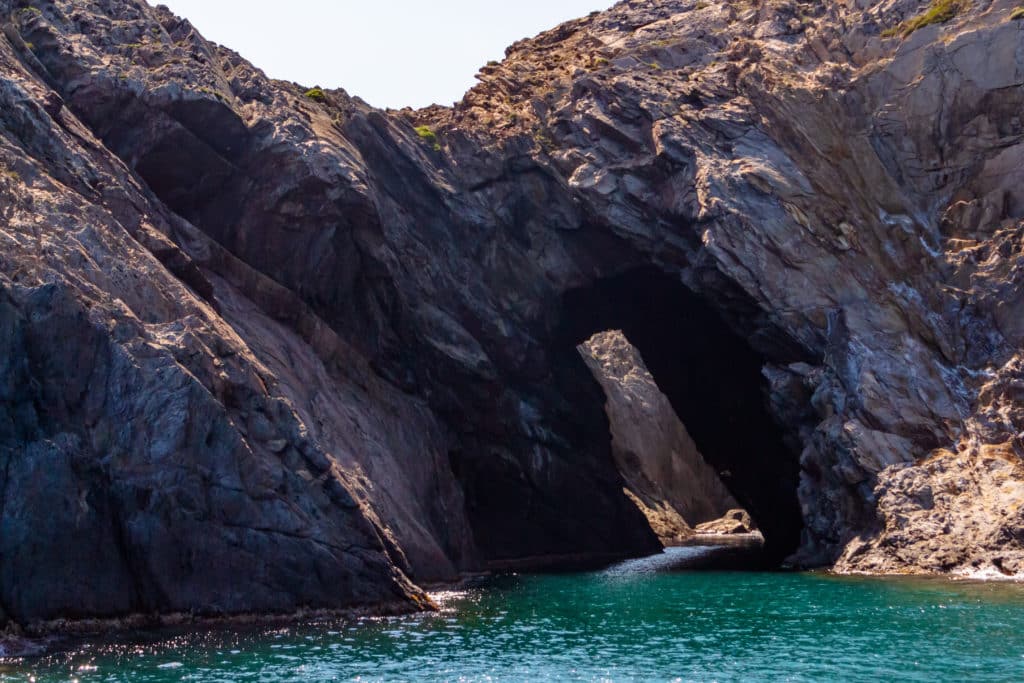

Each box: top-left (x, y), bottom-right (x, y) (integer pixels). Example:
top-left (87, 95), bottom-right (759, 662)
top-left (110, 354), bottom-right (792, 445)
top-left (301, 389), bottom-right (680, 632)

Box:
top-left (0, 0), bottom-right (1023, 628)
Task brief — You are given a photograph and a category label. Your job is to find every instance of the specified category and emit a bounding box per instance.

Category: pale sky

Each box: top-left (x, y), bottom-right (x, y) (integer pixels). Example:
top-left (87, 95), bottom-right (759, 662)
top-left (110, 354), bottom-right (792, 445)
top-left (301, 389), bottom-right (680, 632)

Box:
top-left (156, 1), bottom-right (610, 110)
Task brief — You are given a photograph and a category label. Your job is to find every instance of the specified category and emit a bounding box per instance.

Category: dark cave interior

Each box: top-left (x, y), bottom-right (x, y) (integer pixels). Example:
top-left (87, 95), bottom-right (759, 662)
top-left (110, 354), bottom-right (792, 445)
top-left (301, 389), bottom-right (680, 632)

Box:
top-left (553, 266), bottom-right (805, 566)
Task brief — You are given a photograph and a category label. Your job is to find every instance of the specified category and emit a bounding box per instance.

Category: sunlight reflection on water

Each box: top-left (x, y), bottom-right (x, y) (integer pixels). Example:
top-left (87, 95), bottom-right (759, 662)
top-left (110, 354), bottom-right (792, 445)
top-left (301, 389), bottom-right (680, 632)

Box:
top-left (6, 547), bottom-right (1024, 682)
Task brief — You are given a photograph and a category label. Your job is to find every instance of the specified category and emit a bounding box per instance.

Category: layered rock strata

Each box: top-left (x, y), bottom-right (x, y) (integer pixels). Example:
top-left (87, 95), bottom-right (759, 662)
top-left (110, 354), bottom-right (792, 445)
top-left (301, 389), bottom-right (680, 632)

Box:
top-left (1, 0), bottom-right (1023, 627)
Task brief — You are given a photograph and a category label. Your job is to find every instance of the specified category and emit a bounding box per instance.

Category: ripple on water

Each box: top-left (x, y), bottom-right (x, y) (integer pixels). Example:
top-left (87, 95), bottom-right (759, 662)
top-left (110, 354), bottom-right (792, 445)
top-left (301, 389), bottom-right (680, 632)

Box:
top-left (6, 551), bottom-right (1024, 681)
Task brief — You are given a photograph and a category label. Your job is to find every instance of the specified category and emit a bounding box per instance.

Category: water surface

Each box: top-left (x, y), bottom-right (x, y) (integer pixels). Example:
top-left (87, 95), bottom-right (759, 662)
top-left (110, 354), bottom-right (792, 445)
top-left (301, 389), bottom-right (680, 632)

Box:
top-left (5, 546), bottom-right (1024, 681)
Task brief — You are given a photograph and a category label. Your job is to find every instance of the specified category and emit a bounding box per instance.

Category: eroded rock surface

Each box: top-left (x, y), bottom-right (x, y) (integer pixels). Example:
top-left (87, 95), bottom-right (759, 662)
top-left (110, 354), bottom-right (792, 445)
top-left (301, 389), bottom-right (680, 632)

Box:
top-left (697, 509), bottom-right (757, 536)
top-left (579, 330), bottom-right (742, 543)
top-left (0, 0), bottom-right (1023, 627)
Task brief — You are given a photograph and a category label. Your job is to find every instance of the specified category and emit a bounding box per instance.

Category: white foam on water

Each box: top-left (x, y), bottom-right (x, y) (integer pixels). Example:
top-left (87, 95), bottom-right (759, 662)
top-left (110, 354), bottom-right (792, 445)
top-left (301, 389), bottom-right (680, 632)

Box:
top-left (952, 566), bottom-right (1024, 582)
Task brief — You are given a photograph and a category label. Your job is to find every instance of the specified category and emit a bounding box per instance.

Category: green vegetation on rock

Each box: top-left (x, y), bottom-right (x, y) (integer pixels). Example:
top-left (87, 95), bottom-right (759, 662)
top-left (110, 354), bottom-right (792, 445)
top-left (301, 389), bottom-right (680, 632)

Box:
top-left (304, 87), bottom-right (327, 102)
top-left (882, 0), bottom-right (969, 38)
top-left (533, 126), bottom-right (553, 150)
top-left (1011, 6), bottom-right (1024, 20)
top-left (415, 125), bottom-right (441, 151)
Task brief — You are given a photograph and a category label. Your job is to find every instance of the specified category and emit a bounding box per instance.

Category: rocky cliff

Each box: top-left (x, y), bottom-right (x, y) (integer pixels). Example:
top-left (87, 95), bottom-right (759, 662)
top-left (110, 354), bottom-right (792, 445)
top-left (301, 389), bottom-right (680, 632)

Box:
top-left (1, 0), bottom-right (1024, 629)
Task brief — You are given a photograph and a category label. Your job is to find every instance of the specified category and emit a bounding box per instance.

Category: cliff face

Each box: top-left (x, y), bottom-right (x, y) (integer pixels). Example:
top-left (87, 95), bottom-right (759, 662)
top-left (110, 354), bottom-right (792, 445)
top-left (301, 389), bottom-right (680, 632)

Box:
top-left (1, 0), bottom-right (1024, 628)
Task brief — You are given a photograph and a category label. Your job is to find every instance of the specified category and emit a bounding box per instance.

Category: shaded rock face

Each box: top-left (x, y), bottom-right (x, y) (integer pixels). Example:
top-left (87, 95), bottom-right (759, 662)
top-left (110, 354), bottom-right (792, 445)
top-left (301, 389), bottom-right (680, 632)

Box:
top-left (0, 160), bottom-right (424, 624)
top-left (0, 0), bottom-right (1023, 626)
top-left (579, 329), bottom-right (745, 543)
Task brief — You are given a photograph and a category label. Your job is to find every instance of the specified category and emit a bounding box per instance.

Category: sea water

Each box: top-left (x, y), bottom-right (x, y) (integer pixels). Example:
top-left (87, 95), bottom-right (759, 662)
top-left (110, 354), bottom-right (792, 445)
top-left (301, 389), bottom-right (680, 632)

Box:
top-left (4, 546), bottom-right (1024, 682)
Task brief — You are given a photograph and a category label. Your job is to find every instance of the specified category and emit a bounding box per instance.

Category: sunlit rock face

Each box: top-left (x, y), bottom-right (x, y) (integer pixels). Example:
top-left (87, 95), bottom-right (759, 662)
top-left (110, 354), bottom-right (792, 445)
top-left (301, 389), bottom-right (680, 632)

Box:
top-left (2, 0), bottom-right (1024, 627)
top-left (578, 330), bottom-right (744, 544)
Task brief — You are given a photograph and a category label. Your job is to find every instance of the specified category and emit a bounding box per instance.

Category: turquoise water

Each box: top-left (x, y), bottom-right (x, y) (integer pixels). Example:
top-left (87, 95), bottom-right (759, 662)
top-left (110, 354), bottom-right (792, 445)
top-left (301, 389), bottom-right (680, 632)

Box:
top-left (5, 547), bottom-right (1024, 682)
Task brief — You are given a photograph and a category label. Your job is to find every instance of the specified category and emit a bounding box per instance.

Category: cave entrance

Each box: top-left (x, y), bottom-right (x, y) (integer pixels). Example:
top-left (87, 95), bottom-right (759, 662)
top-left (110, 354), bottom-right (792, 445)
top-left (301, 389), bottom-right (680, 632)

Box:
top-left (578, 329), bottom-right (760, 546)
top-left (552, 267), bottom-right (804, 567)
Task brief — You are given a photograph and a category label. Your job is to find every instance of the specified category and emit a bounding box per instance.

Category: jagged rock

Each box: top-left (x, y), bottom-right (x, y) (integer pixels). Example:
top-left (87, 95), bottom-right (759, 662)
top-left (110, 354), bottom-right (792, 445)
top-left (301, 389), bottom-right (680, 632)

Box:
top-left (0, 0), bottom-right (1023, 628)
top-left (838, 443), bottom-right (1024, 577)
top-left (697, 510), bottom-right (757, 536)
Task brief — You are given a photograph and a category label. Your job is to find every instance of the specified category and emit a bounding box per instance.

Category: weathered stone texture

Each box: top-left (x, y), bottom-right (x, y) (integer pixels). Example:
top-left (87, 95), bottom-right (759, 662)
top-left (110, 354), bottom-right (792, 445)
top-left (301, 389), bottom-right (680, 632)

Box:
top-left (2, 0), bottom-right (1024, 627)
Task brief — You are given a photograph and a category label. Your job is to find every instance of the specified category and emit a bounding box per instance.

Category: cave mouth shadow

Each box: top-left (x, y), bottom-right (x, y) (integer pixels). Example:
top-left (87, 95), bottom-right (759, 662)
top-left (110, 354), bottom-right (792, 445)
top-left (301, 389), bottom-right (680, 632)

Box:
top-left (551, 266), bottom-right (805, 568)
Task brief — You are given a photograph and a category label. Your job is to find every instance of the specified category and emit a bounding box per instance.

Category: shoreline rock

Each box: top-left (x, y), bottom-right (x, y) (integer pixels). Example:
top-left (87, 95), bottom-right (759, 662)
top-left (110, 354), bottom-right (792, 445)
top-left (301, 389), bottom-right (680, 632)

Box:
top-left (0, 600), bottom-right (427, 659)
top-left (1, 0), bottom-right (1024, 630)
top-left (695, 510), bottom-right (758, 536)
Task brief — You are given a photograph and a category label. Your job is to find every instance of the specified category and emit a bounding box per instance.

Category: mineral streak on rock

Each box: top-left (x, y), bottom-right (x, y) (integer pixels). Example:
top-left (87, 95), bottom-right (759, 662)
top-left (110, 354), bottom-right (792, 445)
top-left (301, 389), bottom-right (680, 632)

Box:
top-left (1, 0), bottom-right (1024, 628)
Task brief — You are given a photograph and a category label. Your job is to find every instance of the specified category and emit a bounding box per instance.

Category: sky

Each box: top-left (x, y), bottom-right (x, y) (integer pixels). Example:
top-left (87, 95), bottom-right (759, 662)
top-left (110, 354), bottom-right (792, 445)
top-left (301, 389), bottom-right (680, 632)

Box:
top-left (157, 1), bottom-right (611, 110)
